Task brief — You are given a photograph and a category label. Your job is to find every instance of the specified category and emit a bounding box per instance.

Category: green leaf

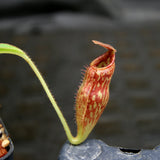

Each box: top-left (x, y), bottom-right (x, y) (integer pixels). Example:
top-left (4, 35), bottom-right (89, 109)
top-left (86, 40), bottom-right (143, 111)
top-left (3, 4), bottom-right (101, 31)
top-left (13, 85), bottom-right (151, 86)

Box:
top-left (0, 43), bottom-right (76, 144)
top-left (0, 43), bottom-right (26, 58)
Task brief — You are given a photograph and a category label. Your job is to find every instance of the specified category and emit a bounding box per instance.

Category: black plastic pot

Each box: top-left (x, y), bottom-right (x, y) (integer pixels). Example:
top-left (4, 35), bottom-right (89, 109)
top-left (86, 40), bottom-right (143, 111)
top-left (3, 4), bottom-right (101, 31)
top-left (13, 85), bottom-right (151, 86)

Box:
top-left (59, 139), bottom-right (160, 160)
top-left (0, 118), bottom-right (14, 160)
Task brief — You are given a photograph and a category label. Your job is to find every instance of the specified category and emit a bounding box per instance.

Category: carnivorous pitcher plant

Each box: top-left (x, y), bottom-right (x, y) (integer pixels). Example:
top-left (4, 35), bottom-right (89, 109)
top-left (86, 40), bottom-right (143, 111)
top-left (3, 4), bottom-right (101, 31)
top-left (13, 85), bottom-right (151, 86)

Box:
top-left (0, 40), bottom-right (116, 145)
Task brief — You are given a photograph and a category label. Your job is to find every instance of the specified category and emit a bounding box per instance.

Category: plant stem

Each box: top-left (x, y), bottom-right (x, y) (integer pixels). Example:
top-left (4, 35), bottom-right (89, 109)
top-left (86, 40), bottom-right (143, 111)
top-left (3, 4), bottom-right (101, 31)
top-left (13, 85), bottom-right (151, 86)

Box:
top-left (0, 44), bottom-right (80, 145)
top-left (25, 56), bottom-right (75, 143)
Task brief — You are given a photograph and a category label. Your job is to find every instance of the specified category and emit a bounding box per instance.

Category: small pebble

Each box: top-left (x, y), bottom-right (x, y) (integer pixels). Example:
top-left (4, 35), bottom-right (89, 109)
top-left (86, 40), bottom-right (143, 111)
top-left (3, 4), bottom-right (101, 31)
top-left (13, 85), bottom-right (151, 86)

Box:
top-left (1, 128), bottom-right (4, 133)
top-left (2, 139), bottom-right (10, 148)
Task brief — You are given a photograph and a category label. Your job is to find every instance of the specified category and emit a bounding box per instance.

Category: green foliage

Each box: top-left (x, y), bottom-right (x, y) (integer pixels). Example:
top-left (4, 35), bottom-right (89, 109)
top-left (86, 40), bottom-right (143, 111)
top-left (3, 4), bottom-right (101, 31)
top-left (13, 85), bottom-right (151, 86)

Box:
top-left (0, 43), bottom-right (26, 58)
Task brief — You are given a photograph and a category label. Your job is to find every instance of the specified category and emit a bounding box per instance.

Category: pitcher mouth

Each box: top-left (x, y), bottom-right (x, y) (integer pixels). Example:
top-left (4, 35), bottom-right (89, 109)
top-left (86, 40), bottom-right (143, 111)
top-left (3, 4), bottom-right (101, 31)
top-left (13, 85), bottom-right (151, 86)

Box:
top-left (90, 40), bottom-right (116, 70)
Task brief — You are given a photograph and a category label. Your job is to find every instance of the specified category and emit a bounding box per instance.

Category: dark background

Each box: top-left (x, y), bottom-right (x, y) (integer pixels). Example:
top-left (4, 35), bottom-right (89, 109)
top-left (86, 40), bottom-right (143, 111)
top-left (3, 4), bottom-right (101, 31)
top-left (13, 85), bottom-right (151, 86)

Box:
top-left (0, 0), bottom-right (160, 159)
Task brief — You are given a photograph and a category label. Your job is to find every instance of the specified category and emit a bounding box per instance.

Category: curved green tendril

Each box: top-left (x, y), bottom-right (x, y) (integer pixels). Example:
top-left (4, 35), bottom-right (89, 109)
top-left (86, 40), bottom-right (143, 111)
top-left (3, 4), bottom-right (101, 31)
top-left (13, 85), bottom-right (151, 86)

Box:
top-left (0, 43), bottom-right (80, 145)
